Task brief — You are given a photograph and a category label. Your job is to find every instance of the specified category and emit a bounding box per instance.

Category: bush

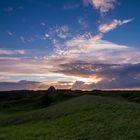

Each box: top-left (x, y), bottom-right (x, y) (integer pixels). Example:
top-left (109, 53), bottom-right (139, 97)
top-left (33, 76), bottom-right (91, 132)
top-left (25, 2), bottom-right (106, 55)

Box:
top-left (2, 104), bottom-right (11, 109)
top-left (39, 94), bottom-right (52, 106)
top-left (48, 86), bottom-right (56, 93)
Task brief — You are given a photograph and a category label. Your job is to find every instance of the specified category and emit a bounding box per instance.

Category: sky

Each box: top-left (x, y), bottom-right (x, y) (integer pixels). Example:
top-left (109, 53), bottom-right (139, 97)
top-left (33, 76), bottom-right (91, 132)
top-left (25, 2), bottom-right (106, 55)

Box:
top-left (0, 0), bottom-right (140, 91)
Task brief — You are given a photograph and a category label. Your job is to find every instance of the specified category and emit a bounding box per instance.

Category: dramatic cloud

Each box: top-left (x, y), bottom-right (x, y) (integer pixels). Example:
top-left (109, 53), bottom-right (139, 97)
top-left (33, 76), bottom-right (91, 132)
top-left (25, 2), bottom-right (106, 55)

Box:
top-left (70, 63), bottom-right (140, 90)
top-left (99, 18), bottom-right (134, 33)
top-left (63, 36), bottom-right (140, 64)
top-left (0, 31), bottom-right (140, 90)
top-left (1, 62), bottom-right (140, 91)
top-left (50, 34), bottom-right (140, 89)
top-left (72, 81), bottom-right (88, 90)
top-left (0, 80), bottom-right (74, 91)
top-left (83, 0), bottom-right (117, 14)
top-left (0, 0), bottom-right (139, 91)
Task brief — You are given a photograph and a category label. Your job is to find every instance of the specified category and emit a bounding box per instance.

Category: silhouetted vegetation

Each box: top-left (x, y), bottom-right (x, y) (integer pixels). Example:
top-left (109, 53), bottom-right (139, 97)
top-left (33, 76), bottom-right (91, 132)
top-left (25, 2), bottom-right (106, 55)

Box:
top-left (0, 89), bottom-right (140, 111)
top-left (47, 86), bottom-right (56, 93)
top-left (39, 94), bottom-right (52, 106)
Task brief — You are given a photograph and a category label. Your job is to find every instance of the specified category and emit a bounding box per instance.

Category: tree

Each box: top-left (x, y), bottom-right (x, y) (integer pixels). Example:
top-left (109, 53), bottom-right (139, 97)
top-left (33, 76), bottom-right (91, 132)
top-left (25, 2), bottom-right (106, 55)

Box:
top-left (48, 86), bottom-right (56, 93)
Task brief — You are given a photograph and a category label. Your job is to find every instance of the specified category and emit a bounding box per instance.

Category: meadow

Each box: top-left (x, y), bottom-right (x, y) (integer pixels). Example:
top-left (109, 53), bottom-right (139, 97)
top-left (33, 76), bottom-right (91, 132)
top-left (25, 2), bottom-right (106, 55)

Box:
top-left (0, 90), bottom-right (140, 140)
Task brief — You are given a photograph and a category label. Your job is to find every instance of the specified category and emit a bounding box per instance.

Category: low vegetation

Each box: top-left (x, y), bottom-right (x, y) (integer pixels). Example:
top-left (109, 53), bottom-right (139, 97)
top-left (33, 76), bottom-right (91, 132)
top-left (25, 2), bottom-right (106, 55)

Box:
top-left (0, 90), bottom-right (140, 140)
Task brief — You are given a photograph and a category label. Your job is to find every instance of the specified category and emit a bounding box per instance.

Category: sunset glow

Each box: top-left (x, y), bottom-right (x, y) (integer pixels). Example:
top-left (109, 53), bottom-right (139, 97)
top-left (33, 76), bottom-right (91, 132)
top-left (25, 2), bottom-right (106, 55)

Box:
top-left (0, 0), bottom-right (140, 90)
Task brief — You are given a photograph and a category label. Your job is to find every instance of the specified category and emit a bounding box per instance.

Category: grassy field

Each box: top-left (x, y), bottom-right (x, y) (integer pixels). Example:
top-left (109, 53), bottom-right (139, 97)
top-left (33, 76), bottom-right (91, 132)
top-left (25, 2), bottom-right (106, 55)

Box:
top-left (1, 91), bottom-right (140, 140)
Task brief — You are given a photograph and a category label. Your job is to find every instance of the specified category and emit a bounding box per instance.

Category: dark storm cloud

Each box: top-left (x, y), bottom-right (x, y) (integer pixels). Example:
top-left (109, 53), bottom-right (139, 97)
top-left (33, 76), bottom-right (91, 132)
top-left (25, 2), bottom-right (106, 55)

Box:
top-left (53, 62), bottom-right (115, 76)
top-left (55, 62), bottom-right (140, 89)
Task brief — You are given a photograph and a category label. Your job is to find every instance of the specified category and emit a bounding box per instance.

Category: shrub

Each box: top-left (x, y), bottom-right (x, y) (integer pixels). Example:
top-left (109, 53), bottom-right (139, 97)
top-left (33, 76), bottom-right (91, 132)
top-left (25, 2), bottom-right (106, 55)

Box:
top-left (39, 94), bottom-right (52, 106)
top-left (48, 86), bottom-right (56, 93)
top-left (2, 104), bottom-right (11, 109)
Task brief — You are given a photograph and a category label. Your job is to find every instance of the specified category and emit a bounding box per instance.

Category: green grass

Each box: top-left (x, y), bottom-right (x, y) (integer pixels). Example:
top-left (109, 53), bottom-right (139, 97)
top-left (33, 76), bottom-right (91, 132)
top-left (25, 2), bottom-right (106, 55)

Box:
top-left (1, 95), bottom-right (140, 140)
